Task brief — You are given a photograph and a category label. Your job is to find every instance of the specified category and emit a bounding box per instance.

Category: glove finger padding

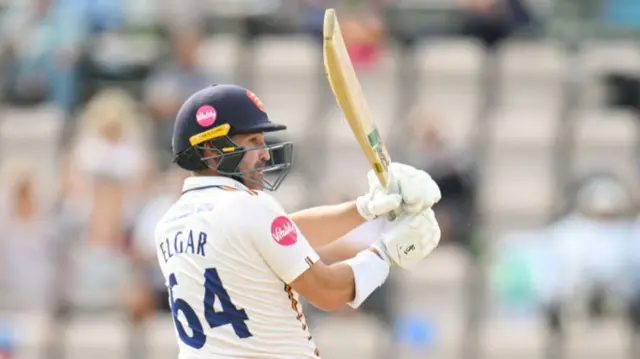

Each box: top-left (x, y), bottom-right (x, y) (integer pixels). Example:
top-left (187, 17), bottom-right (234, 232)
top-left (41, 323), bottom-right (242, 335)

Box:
top-left (366, 190), bottom-right (402, 217)
top-left (390, 163), bottom-right (442, 215)
top-left (379, 209), bottom-right (441, 270)
top-left (357, 170), bottom-right (403, 220)
top-left (358, 163), bottom-right (441, 221)
top-left (420, 173), bottom-right (442, 208)
top-left (356, 189), bottom-right (402, 221)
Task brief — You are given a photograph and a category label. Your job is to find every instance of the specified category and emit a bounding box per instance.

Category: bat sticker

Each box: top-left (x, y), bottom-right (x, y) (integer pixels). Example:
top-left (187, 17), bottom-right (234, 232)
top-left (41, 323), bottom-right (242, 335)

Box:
top-left (367, 128), bottom-right (390, 172)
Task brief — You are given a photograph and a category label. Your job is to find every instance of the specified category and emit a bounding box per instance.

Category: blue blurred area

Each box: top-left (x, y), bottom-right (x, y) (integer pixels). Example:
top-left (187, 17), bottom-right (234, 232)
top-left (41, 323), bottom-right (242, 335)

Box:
top-left (395, 315), bottom-right (437, 350)
top-left (602, 0), bottom-right (640, 27)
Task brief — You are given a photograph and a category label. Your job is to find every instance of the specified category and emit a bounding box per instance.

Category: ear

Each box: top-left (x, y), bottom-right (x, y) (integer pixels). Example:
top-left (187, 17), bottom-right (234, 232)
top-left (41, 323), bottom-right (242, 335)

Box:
top-left (199, 142), bottom-right (222, 167)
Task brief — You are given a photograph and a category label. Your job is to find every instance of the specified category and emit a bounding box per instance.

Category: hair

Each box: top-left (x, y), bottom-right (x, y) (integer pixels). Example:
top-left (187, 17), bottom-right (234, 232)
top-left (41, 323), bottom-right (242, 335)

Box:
top-left (73, 87), bottom-right (151, 147)
top-left (64, 88), bottom-right (156, 200)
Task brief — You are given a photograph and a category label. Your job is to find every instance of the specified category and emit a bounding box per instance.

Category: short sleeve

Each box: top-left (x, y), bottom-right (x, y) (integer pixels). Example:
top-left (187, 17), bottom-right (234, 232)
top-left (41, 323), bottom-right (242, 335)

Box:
top-left (246, 193), bottom-right (320, 284)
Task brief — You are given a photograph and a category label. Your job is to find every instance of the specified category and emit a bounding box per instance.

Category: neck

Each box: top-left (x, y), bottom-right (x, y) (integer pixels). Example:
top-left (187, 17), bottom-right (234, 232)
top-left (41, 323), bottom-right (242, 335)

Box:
top-left (192, 169), bottom-right (219, 177)
top-left (191, 171), bottom-right (245, 186)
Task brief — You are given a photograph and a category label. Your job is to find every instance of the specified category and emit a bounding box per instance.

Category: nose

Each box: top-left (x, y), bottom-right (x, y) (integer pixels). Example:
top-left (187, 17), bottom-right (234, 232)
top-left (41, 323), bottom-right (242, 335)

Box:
top-left (259, 146), bottom-right (271, 162)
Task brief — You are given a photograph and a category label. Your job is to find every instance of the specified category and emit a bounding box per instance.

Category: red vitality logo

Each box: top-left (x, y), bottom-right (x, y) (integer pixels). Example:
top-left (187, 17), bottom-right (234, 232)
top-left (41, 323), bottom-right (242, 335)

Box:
top-left (271, 216), bottom-right (297, 246)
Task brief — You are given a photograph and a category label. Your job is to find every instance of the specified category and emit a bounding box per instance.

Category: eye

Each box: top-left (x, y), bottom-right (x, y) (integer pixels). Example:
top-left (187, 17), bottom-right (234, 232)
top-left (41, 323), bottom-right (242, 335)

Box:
top-left (248, 136), bottom-right (264, 147)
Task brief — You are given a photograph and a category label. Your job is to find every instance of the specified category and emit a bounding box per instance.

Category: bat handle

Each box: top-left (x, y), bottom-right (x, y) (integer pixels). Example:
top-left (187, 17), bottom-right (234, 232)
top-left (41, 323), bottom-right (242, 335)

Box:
top-left (385, 172), bottom-right (402, 221)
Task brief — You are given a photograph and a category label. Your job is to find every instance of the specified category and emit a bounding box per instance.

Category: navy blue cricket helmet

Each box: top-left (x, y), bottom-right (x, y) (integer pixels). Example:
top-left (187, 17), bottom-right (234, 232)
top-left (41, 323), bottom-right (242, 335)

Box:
top-left (172, 84), bottom-right (293, 191)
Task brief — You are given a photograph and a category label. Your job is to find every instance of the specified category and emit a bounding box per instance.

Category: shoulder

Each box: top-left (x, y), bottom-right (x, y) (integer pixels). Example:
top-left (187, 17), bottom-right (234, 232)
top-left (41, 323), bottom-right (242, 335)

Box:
top-left (252, 190), bottom-right (285, 211)
top-left (220, 190), bottom-right (291, 241)
top-left (165, 186), bottom-right (283, 222)
top-left (225, 189), bottom-right (286, 221)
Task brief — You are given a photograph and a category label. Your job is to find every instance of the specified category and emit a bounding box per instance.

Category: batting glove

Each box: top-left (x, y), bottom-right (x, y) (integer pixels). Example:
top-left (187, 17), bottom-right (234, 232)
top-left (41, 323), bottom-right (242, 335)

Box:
top-left (356, 162), bottom-right (441, 220)
top-left (371, 208), bottom-right (441, 270)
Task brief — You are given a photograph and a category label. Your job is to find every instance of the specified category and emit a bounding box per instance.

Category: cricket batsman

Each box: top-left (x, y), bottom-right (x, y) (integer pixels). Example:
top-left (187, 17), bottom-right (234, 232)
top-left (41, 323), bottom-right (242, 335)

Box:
top-left (155, 84), bottom-right (442, 358)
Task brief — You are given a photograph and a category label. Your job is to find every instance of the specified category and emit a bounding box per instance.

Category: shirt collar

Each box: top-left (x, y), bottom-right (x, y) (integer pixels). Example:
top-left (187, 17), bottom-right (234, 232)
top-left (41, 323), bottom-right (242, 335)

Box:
top-left (182, 176), bottom-right (248, 193)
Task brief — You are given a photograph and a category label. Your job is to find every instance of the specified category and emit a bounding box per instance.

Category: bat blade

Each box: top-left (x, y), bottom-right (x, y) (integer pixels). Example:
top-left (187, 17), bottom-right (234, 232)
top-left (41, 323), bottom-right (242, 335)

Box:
top-left (322, 8), bottom-right (393, 189)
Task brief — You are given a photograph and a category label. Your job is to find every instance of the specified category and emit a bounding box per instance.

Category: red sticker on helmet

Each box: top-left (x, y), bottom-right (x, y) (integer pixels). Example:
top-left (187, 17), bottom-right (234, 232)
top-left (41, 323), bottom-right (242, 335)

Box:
top-left (196, 105), bottom-right (217, 127)
top-left (271, 216), bottom-right (297, 246)
top-left (246, 90), bottom-right (266, 112)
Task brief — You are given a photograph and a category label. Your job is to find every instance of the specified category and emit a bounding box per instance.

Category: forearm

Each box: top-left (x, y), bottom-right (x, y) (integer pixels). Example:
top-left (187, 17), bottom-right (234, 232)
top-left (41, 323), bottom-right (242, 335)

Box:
top-left (315, 249), bottom-right (389, 311)
top-left (316, 218), bottom-right (385, 264)
top-left (295, 247), bottom-right (389, 312)
top-left (327, 248), bottom-right (389, 310)
top-left (322, 261), bottom-right (357, 309)
top-left (290, 201), bottom-right (366, 248)
top-left (317, 241), bottom-right (363, 264)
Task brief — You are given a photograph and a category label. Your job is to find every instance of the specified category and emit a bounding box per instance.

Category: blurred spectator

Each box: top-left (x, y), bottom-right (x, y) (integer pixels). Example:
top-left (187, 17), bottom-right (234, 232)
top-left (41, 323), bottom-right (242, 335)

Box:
top-left (405, 107), bottom-right (477, 251)
top-left (625, 185), bottom-right (640, 335)
top-left (0, 0), bottom-right (91, 111)
top-left (496, 175), bottom-right (636, 327)
top-left (493, 174), bottom-right (637, 359)
top-left (157, 0), bottom-right (205, 28)
top-left (0, 164), bottom-right (59, 312)
top-left (61, 88), bottom-right (155, 210)
top-left (143, 26), bottom-right (219, 168)
top-left (544, 175), bottom-right (635, 315)
top-left (460, 0), bottom-right (537, 47)
top-left (63, 188), bottom-right (133, 311)
top-left (298, 0), bottom-right (337, 40)
top-left (0, 321), bottom-right (14, 359)
top-left (340, 7), bottom-right (386, 70)
top-left (299, 0), bottom-right (390, 69)
top-left (86, 0), bottom-right (126, 33)
top-left (604, 72), bottom-right (640, 113)
top-left (57, 88), bottom-right (154, 311)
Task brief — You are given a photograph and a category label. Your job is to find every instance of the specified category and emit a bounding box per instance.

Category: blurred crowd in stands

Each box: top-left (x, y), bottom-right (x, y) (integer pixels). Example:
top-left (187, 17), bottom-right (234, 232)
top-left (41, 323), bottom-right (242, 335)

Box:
top-left (3, 0), bottom-right (640, 358)
top-left (0, 0), bottom-right (496, 317)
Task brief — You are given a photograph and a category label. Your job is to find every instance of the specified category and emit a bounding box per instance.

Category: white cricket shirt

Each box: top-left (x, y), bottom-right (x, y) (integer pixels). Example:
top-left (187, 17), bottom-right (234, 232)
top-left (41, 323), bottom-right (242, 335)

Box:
top-left (155, 176), bottom-right (321, 359)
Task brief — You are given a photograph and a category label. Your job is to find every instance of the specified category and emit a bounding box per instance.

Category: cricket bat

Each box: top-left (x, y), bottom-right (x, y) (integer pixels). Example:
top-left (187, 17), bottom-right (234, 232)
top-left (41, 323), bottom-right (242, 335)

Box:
top-left (323, 8), bottom-right (399, 218)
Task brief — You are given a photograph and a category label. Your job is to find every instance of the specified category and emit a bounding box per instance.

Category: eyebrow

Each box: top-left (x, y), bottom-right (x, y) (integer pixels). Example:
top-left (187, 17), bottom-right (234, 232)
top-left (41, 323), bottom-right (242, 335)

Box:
top-left (248, 136), bottom-right (264, 144)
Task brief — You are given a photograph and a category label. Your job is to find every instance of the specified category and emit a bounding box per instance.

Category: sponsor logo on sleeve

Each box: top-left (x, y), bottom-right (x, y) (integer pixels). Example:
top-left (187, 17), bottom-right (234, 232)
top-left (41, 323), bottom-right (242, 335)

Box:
top-left (270, 216), bottom-right (297, 246)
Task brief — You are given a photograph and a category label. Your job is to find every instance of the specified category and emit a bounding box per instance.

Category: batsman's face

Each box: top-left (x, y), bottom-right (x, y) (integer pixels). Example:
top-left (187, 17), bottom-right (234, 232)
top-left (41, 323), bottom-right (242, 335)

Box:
top-left (233, 133), bottom-right (270, 190)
